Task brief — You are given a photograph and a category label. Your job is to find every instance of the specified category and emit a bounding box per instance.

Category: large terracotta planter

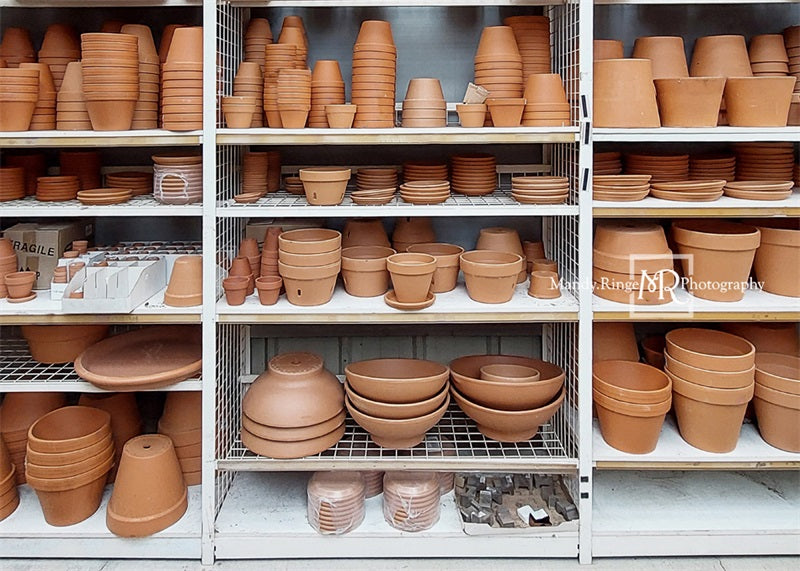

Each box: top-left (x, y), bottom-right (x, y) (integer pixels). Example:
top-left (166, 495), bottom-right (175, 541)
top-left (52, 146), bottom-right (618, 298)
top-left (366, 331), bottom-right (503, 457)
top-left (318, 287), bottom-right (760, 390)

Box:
top-left (753, 383), bottom-right (800, 453)
top-left (460, 250), bottom-right (523, 303)
top-left (77, 393), bottom-right (141, 482)
top-left (21, 324), bottom-right (109, 364)
top-left (755, 353), bottom-right (800, 395)
top-left (342, 219), bottom-right (391, 249)
top-left (671, 220), bottom-right (761, 302)
top-left (593, 59), bottom-right (660, 128)
top-left (593, 389), bottom-right (670, 454)
top-left (346, 394), bottom-right (449, 448)
top-left (654, 77), bottom-right (725, 127)
top-left (665, 352), bottom-right (754, 389)
top-left (386, 253), bottom-right (436, 303)
top-left (752, 219), bottom-right (800, 298)
top-left (724, 77), bottom-right (795, 127)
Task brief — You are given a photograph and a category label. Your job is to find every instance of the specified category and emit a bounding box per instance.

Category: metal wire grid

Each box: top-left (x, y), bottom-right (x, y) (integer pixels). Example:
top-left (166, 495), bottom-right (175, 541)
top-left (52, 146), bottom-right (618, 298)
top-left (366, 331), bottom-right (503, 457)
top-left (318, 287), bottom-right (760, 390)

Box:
top-left (548, 1), bottom-right (580, 125)
top-left (0, 338), bottom-right (80, 385)
top-left (216, 143), bottom-right (244, 202)
top-left (0, 195), bottom-right (202, 211)
top-left (543, 322), bottom-right (579, 461)
top-left (549, 142), bottom-right (581, 207)
top-left (543, 182), bottom-right (580, 286)
top-left (216, 3), bottom-right (246, 128)
top-left (214, 323), bottom-right (248, 515)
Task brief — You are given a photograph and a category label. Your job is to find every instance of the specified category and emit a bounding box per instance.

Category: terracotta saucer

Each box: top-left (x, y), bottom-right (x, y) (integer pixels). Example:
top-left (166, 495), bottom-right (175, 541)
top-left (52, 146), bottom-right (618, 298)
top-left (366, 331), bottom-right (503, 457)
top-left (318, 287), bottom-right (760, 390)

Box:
top-left (7, 293), bottom-right (36, 303)
top-left (233, 193), bottom-right (261, 203)
top-left (593, 190), bottom-right (649, 202)
top-left (723, 188), bottom-right (793, 200)
top-left (384, 290), bottom-right (435, 310)
top-left (649, 189), bottom-right (723, 202)
top-left (512, 193), bottom-right (568, 204)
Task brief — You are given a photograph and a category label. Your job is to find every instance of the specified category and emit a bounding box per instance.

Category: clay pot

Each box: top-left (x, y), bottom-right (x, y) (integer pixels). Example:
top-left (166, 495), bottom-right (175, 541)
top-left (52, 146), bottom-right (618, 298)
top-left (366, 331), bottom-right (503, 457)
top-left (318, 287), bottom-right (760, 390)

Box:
top-left (632, 36), bottom-right (689, 79)
top-left (27, 406), bottom-right (111, 454)
top-left (724, 77), bottom-right (795, 127)
top-left (355, 20), bottom-right (395, 46)
top-left (486, 98), bottom-right (525, 127)
top-left (0, 393), bottom-right (66, 437)
top-left (671, 220), bottom-right (761, 302)
top-left (223, 276), bottom-right (249, 306)
top-left (325, 104), bottom-right (357, 129)
top-left (279, 248), bottom-right (341, 268)
top-left (665, 328), bottom-right (755, 373)
top-left (593, 360), bottom-right (672, 404)
top-left (690, 35), bottom-right (753, 78)
top-left (222, 96), bottom-right (257, 129)
top-left (641, 336), bottom-right (666, 369)
top-left (755, 353), bottom-right (800, 395)
top-left (345, 359), bottom-right (449, 405)
top-left (593, 59), bottom-right (660, 128)
top-left (593, 389), bottom-right (671, 454)
top-left (342, 219), bottom-right (391, 249)
top-left (4, 271), bottom-right (35, 299)
top-left (107, 434), bottom-right (188, 536)
top-left (347, 394), bottom-right (449, 449)
top-left (278, 260), bottom-right (340, 306)
top-left (406, 243), bottom-right (464, 293)
top-left (241, 424), bottom-right (344, 459)
top-left (165, 255), bottom-right (202, 307)
top-left (751, 220), bottom-right (800, 298)
top-left (255, 275), bottom-right (282, 305)
top-left (456, 104), bottom-right (487, 128)
top-left (753, 382), bottom-right (800, 452)
top-left (20, 324), bottom-right (109, 364)
top-left (386, 253), bottom-right (437, 303)
top-left (279, 228), bottom-right (341, 254)
top-left (668, 369), bottom-right (753, 453)
top-left (392, 218), bottom-right (436, 252)
top-left (25, 441), bottom-right (114, 480)
top-left (654, 77), bottom-right (725, 127)
top-left (460, 250), bottom-right (523, 304)
top-left (529, 270), bottom-right (561, 299)
top-left (299, 168), bottom-right (351, 206)
top-left (475, 26), bottom-right (520, 58)
top-left (665, 352), bottom-right (754, 389)
top-left (77, 393), bottom-right (141, 482)
top-left (346, 381), bottom-right (448, 421)
top-left (229, 256), bottom-right (254, 294)
top-left (166, 27), bottom-right (203, 64)
top-left (341, 246), bottom-right (396, 297)
top-left (594, 39), bottom-right (624, 61)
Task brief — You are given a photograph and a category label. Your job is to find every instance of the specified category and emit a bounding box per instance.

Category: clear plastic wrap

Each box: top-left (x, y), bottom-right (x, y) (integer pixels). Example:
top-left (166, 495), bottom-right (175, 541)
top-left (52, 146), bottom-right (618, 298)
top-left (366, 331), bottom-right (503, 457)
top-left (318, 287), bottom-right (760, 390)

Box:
top-left (153, 163), bottom-right (202, 205)
top-left (306, 471), bottom-right (366, 535)
top-left (383, 471), bottom-right (441, 532)
top-left (437, 472), bottom-right (455, 495)
top-left (361, 470), bottom-right (384, 498)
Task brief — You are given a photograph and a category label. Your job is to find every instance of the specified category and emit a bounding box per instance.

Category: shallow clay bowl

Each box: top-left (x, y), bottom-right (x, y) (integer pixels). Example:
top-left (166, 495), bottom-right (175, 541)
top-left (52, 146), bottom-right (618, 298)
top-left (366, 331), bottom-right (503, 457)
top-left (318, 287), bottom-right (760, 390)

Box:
top-left (665, 328), bottom-right (755, 373)
top-left (344, 358), bottom-right (449, 404)
top-left (345, 381), bottom-right (448, 420)
top-left (345, 394), bottom-right (450, 448)
top-left (240, 424), bottom-right (345, 459)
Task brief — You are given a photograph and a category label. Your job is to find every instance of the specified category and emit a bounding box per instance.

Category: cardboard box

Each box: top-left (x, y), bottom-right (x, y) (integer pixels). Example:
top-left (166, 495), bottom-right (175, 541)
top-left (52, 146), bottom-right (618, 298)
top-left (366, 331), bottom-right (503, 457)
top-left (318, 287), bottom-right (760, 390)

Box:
top-left (3, 221), bottom-right (92, 289)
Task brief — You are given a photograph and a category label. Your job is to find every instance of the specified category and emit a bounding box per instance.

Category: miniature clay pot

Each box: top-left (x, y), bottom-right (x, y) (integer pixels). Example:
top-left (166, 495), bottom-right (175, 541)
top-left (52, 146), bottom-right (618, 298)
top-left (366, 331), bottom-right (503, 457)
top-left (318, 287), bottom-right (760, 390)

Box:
top-left (386, 253), bottom-right (437, 303)
top-left (593, 58), bottom-right (661, 128)
top-left (255, 275), bottom-right (282, 305)
top-left (593, 389), bottom-right (671, 454)
top-left (752, 220), bottom-right (800, 298)
top-left (753, 383), bottom-right (800, 453)
top-left (665, 328), bottom-right (755, 373)
top-left (593, 360), bottom-right (672, 404)
top-left (222, 276), bottom-right (249, 306)
top-left (724, 77), bottom-right (795, 127)
top-left (342, 219), bottom-right (391, 249)
top-left (406, 243), bottom-right (464, 293)
top-left (632, 36), bottom-right (689, 79)
top-left (345, 358), bottom-right (449, 404)
top-left (325, 104), bottom-right (357, 129)
top-left (456, 104), bottom-right (487, 128)
top-left (529, 270), bottom-right (561, 299)
top-left (222, 96), bottom-right (257, 129)
top-left (107, 434), bottom-right (188, 537)
top-left (278, 260), bottom-right (340, 306)
top-left (4, 271), bottom-right (35, 299)
top-left (228, 256), bottom-right (254, 294)
top-left (346, 394), bottom-right (449, 449)
top-left (460, 250), bottom-right (523, 304)
top-left (341, 246), bottom-right (396, 297)
top-left (654, 77), bottom-right (725, 127)
top-left (164, 255), bottom-right (202, 307)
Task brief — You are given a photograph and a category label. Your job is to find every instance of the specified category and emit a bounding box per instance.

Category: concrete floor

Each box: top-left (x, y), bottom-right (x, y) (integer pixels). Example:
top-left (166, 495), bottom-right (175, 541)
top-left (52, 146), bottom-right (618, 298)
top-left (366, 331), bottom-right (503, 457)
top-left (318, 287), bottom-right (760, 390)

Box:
top-left (1, 558), bottom-right (798, 570)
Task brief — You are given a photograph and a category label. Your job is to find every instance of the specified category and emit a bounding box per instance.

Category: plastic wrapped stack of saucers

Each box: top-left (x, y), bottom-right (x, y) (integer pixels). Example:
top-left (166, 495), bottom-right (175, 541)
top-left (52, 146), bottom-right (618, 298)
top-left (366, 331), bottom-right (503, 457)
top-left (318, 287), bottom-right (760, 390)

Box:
top-left (76, 187), bottom-right (133, 205)
top-left (351, 20), bottom-right (397, 128)
top-left (403, 161), bottom-right (448, 183)
top-left (594, 151), bottom-right (622, 175)
top-left (152, 153), bottom-right (202, 204)
top-left (36, 175), bottom-right (79, 202)
top-left (624, 153), bottom-right (690, 183)
top-left (362, 470), bottom-right (384, 498)
top-left (400, 180), bottom-right (450, 204)
top-left (734, 143), bottom-right (795, 181)
top-left (383, 471), bottom-right (441, 532)
top-left (450, 153), bottom-right (496, 196)
top-left (511, 176), bottom-right (569, 204)
top-left (649, 179), bottom-right (726, 202)
top-left (0, 167), bottom-right (25, 201)
top-left (307, 471), bottom-right (366, 535)
top-left (592, 174), bottom-right (651, 202)
top-left (105, 171), bottom-right (153, 196)
top-left (723, 180), bottom-right (795, 201)
top-left (689, 153), bottom-right (736, 181)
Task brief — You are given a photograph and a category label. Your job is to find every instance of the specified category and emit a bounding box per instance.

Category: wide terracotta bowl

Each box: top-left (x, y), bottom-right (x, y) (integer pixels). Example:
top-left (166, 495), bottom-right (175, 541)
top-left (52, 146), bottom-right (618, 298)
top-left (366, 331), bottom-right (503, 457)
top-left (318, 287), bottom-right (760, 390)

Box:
top-left (345, 381), bottom-right (448, 420)
top-left (346, 394), bottom-right (449, 448)
top-left (242, 410), bottom-right (345, 442)
top-left (345, 358), bottom-right (449, 404)
top-left (665, 328), bottom-right (755, 372)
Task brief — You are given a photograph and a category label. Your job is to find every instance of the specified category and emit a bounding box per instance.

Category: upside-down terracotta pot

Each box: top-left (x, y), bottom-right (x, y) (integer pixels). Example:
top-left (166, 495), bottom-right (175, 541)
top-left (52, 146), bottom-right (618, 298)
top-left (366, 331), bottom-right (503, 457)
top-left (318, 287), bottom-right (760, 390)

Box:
top-left (593, 58), bottom-right (660, 128)
top-left (632, 36), bottom-right (689, 79)
top-left (654, 77), bottom-right (725, 127)
top-left (77, 393), bottom-right (142, 482)
top-left (20, 324), bottom-right (109, 364)
top-left (724, 77), bottom-right (795, 127)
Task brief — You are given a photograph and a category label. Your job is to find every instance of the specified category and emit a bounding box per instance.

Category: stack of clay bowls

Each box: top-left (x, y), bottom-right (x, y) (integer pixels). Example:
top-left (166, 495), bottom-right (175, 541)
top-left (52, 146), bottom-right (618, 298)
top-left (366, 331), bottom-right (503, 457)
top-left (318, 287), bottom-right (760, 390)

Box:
top-left (403, 161), bottom-right (448, 183)
top-left (383, 471), bottom-right (440, 532)
top-left (665, 328), bottom-right (755, 453)
top-left (511, 175), bottom-right (569, 204)
top-left (105, 171), bottom-right (153, 196)
top-left (594, 58), bottom-right (660, 128)
top-left (0, 238), bottom-right (19, 297)
top-left (299, 166), bottom-right (351, 205)
top-left (753, 353), bottom-right (800, 452)
top-left (0, 167), bottom-right (25, 201)
top-left (0, 435), bottom-right (20, 520)
top-left (401, 78), bottom-right (446, 128)
top-left (80, 33), bottom-right (139, 131)
top-left (107, 434), bottom-right (188, 536)
top-left (242, 352), bottom-right (345, 458)
top-left (25, 406), bottom-right (114, 526)
top-left (243, 18), bottom-right (273, 71)
top-left (309, 60), bottom-right (346, 128)
top-left (260, 226), bottom-right (281, 280)
top-left (474, 26), bottom-right (524, 126)
top-left (153, 153), bottom-right (202, 204)
top-left (162, 27), bottom-right (203, 131)
top-left (592, 174), bottom-right (651, 202)
top-left (734, 143), bottom-right (795, 181)
top-left (277, 18), bottom-right (308, 69)
top-left (650, 179), bottom-right (726, 202)
top-left (20, 63), bottom-right (56, 130)
top-left (307, 471), bottom-right (366, 535)
top-left (503, 16), bottom-right (551, 80)
top-left (399, 180), bottom-right (450, 204)
top-left (351, 20), bottom-right (397, 128)
top-left (0, 67), bottom-right (39, 131)
top-left (724, 180), bottom-right (794, 201)
top-left (689, 153), bottom-right (736, 181)
top-left (450, 153), bottom-right (496, 196)
top-left (36, 175), bottom-right (80, 202)
top-left (522, 73), bottom-right (570, 127)
top-left (278, 228), bottom-right (341, 305)
top-left (121, 25), bottom-right (160, 130)
top-left (56, 62), bottom-right (91, 131)
top-left (344, 358), bottom-right (450, 448)
top-left (158, 392), bottom-right (201, 485)
top-left (277, 68), bottom-right (312, 128)
top-left (625, 153), bottom-right (689, 183)
top-left (592, 221), bottom-right (674, 305)
top-left (785, 26), bottom-right (800, 124)
top-left (593, 360), bottom-right (672, 454)
top-left (671, 220), bottom-right (761, 302)
top-left (384, 252), bottom-right (437, 309)
top-left (263, 44), bottom-right (297, 128)
top-left (233, 62), bottom-right (264, 128)
top-left (78, 393), bottom-right (141, 482)
top-left (594, 152), bottom-right (622, 175)
top-left (0, 27), bottom-right (35, 67)
top-left (449, 354), bottom-right (565, 442)
top-left (60, 150), bottom-right (101, 190)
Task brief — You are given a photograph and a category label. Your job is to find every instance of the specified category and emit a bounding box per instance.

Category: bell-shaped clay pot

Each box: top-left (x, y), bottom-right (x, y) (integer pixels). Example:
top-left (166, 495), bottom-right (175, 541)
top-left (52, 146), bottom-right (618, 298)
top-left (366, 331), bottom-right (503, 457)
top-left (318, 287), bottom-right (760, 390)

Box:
top-left (255, 275), bottom-right (282, 305)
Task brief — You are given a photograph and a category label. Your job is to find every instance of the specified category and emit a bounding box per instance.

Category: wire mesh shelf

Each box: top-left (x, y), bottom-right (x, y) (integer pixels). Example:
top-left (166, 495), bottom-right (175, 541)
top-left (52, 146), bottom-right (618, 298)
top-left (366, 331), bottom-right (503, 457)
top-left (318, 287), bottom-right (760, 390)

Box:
top-left (0, 195), bottom-right (202, 217)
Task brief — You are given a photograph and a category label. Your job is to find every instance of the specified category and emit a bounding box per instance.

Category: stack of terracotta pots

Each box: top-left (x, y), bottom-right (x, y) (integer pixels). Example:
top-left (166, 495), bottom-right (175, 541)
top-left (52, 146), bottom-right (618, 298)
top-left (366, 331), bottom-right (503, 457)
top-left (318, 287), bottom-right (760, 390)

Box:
top-left (307, 471), bottom-right (366, 535)
top-left (35, 175), bottom-right (78, 201)
top-left (625, 153), bottom-right (689, 182)
top-left (450, 153), bottom-right (496, 196)
top-left (355, 167), bottom-right (398, 193)
top-left (243, 18), bottom-right (273, 71)
top-left (4, 152), bottom-right (45, 195)
top-left (25, 406), bottom-right (114, 526)
top-left (383, 471), bottom-right (441, 532)
top-left (56, 62), bottom-right (91, 130)
top-left (260, 226), bottom-right (282, 279)
top-left (594, 58), bottom-right (660, 128)
top-left (592, 323), bottom-right (639, 363)
top-left (503, 16), bottom-right (551, 81)
top-left (0, 238), bottom-right (19, 296)
top-left (0, 27), bottom-right (35, 67)
top-left (511, 175), bottom-right (570, 204)
top-left (753, 353), bottom-right (800, 453)
top-left (158, 392), bottom-right (201, 486)
top-left (0, 167), bottom-right (25, 202)
top-left (80, 33), bottom-right (139, 131)
top-left (344, 358), bottom-right (450, 448)
top-left (0, 67), bottom-right (39, 131)
top-left (107, 434), bottom-right (188, 536)
top-left (449, 354), bottom-right (565, 442)
top-left (751, 219), bottom-right (800, 298)
top-left (750, 34), bottom-right (790, 77)
top-left (277, 17), bottom-right (308, 69)
top-left (0, 436), bottom-right (19, 521)
top-left (665, 328), bottom-right (755, 453)
top-left (263, 44), bottom-right (297, 128)
top-left (401, 78), bottom-right (446, 128)
top-left (309, 60), bottom-right (345, 128)
top-left (238, 237), bottom-right (261, 278)
top-left (785, 26), bottom-right (800, 124)
top-left (473, 26), bottom-right (524, 122)
top-left (734, 143), bottom-right (795, 181)
top-left (522, 74), bottom-right (570, 126)
top-left (153, 153), bottom-right (202, 204)
top-left (593, 360), bottom-right (671, 454)
top-left (399, 180), bottom-right (450, 204)
top-left (242, 352), bottom-right (345, 458)
top-left (38, 24), bottom-right (80, 91)
top-left (162, 27), bottom-right (203, 131)
top-left (475, 226), bottom-right (527, 283)
top-left (351, 20), bottom-right (397, 128)
top-left (690, 34), bottom-right (752, 125)
top-left (671, 220), bottom-right (760, 302)
top-left (593, 221), bottom-right (674, 305)
top-left (224, 256), bottom-right (254, 305)
top-left (277, 68), bottom-right (311, 128)
top-left (234, 62), bottom-right (264, 128)
top-left (20, 63), bottom-right (56, 130)
top-left (78, 393), bottom-right (141, 482)
top-left (278, 228), bottom-right (341, 306)
top-left (120, 25), bottom-right (160, 130)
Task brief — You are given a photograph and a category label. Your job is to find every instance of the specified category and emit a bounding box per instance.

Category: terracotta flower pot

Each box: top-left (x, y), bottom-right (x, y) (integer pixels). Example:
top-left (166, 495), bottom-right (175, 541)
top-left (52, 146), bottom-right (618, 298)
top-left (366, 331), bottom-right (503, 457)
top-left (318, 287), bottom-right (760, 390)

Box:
top-left (342, 219), bottom-right (391, 249)
top-left (25, 440), bottom-right (114, 480)
top-left (406, 243), bottom-right (464, 293)
top-left (278, 228), bottom-right (341, 254)
top-left (486, 98), bottom-right (526, 127)
top-left (665, 328), bottom-right (755, 373)
top-left (278, 248), bottom-right (341, 268)
top-left (528, 270), bottom-right (561, 299)
top-left (228, 256), bottom-right (254, 294)
top-left (255, 275), bottom-right (282, 305)
top-left (107, 434), bottom-right (188, 537)
top-left (475, 26), bottom-right (520, 58)
top-left (671, 220), bottom-right (761, 302)
top-left (724, 76), bottom-right (795, 127)
top-left (4, 271), bottom-right (35, 299)
top-left (298, 167), bottom-right (351, 205)
top-left (460, 250), bottom-right (523, 304)
top-left (593, 360), bottom-right (672, 404)
top-left (665, 352), bottom-right (754, 389)
top-left (594, 58), bottom-right (660, 128)
top-left (752, 220), bottom-right (800, 298)
top-left (27, 406), bottom-right (111, 454)
top-left (278, 260), bottom-right (340, 306)
top-left (456, 104), bottom-right (487, 128)
top-left (632, 36), bottom-right (689, 79)
top-left (77, 393), bottom-right (142, 482)
top-left (593, 389), bottom-right (670, 454)
top-left (755, 353), bottom-right (800, 396)
top-left (523, 74), bottom-right (567, 104)
top-left (166, 27), bottom-right (203, 64)
top-left (386, 253), bottom-right (437, 303)
top-left (222, 96), bottom-right (257, 129)
top-left (165, 255), bottom-right (202, 307)
top-left (223, 276), bottom-right (249, 306)
top-left (594, 39), bottom-right (624, 61)
top-left (721, 323), bottom-right (799, 357)
top-left (355, 20), bottom-right (395, 46)
top-left (341, 245), bottom-right (395, 297)
top-left (20, 324), bottom-right (108, 364)
top-left (325, 104), bottom-right (357, 129)
top-left (753, 382), bottom-right (800, 452)
top-left (654, 77), bottom-right (725, 127)
top-left (690, 35), bottom-right (753, 78)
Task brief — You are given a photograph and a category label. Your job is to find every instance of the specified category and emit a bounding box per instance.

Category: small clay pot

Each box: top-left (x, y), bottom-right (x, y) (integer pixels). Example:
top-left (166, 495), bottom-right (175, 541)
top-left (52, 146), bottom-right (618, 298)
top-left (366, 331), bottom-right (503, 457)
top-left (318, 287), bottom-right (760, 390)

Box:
top-left (594, 39), bottom-right (624, 61)
top-left (326, 104), bottom-right (357, 128)
top-left (460, 250), bottom-right (523, 304)
top-left (486, 98), bottom-right (526, 127)
top-left (406, 243), bottom-right (464, 293)
top-left (4, 271), bottom-right (35, 299)
top-left (255, 275), bottom-right (282, 305)
top-left (456, 104), bottom-right (487, 128)
top-left (228, 256), bottom-right (255, 294)
top-left (164, 255), bottom-right (202, 307)
top-left (386, 253), bottom-right (437, 303)
top-left (341, 246), bottom-right (396, 297)
top-left (593, 389), bottom-right (671, 454)
top-left (223, 276), bottom-right (249, 306)
top-left (528, 270), bottom-right (561, 299)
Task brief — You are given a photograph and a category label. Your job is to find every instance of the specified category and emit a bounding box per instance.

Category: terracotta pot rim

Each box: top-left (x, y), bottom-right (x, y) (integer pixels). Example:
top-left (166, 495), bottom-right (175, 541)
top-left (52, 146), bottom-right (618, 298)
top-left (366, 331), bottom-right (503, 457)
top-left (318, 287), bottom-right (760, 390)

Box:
top-left (592, 359), bottom-right (672, 403)
top-left (665, 351), bottom-right (755, 388)
top-left (667, 369), bottom-right (755, 405)
top-left (665, 328), bottom-right (755, 371)
top-left (345, 392), bottom-right (450, 424)
top-left (754, 382), bottom-right (800, 410)
top-left (452, 384), bottom-right (565, 416)
top-left (27, 406), bottom-right (111, 453)
top-left (593, 388), bottom-right (672, 417)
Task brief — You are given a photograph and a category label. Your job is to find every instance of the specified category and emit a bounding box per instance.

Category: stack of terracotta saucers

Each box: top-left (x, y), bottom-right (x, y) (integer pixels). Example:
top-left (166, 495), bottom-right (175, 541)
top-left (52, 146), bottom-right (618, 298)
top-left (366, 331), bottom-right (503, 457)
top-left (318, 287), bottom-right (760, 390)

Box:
top-left (38, 24), bottom-right (80, 92)
top-left (352, 20), bottom-right (397, 128)
top-left (81, 33), bottom-right (139, 131)
top-left (20, 63), bottom-right (56, 130)
top-left (723, 180), bottom-right (795, 201)
top-left (401, 78), bottom-right (447, 128)
top-left (152, 153), bottom-right (202, 204)
top-left (76, 187), bottom-right (132, 205)
top-left (734, 143), bottom-right (795, 181)
top-left (592, 174), bottom-right (651, 202)
top-left (162, 27), bottom-right (203, 131)
top-left (399, 180), bottom-right (450, 204)
top-left (383, 471), bottom-right (441, 532)
top-left (450, 153), bottom-right (496, 196)
top-left (625, 153), bottom-right (690, 183)
top-left (277, 18), bottom-right (308, 69)
top-left (309, 60), bottom-right (346, 128)
top-left (158, 392), bottom-right (201, 486)
top-left (0, 435), bottom-right (20, 521)
top-left (594, 151), bottom-right (623, 175)
top-left (351, 187), bottom-right (396, 205)
top-left (243, 18), bottom-right (273, 72)
top-left (263, 44), bottom-right (297, 128)
top-left (504, 15), bottom-right (551, 81)
top-left (0, 67), bottom-right (40, 132)
top-left (356, 167), bottom-right (398, 191)
top-left (522, 73), bottom-right (570, 126)
top-left (794, 162), bottom-right (800, 187)
top-left (242, 152), bottom-right (270, 196)
top-left (650, 179), bottom-right (726, 202)
top-left (56, 62), bottom-right (91, 131)
top-left (0, 27), bottom-right (35, 68)
top-left (362, 471), bottom-right (384, 497)
top-left (785, 26), bottom-right (800, 123)
top-left (121, 25), bottom-right (160, 130)
top-left (61, 150), bottom-right (101, 190)
top-left (403, 161), bottom-right (448, 183)
top-left (283, 176), bottom-right (304, 195)
top-left (277, 68), bottom-right (311, 128)
top-left (689, 153), bottom-right (736, 181)
top-left (36, 175), bottom-right (80, 202)
top-left (233, 62), bottom-right (263, 128)
top-left (307, 471), bottom-right (366, 535)
top-left (0, 167), bottom-right (25, 201)
top-left (474, 26), bottom-right (523, 126)
top-left (749, 34), bottom-right (790, 77)
top-left (4, 152), bottom-right (45, 196)
top-left (105, 171), bottom-right (153, 196)
top-left (511, 176), bottom-right (569, 204)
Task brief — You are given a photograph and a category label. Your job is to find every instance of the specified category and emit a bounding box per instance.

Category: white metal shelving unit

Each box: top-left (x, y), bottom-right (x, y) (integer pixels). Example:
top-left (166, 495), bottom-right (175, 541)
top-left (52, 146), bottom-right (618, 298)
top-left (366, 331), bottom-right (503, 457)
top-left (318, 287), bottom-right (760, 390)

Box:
top-left (0, 130), bottom-right (201, 148)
